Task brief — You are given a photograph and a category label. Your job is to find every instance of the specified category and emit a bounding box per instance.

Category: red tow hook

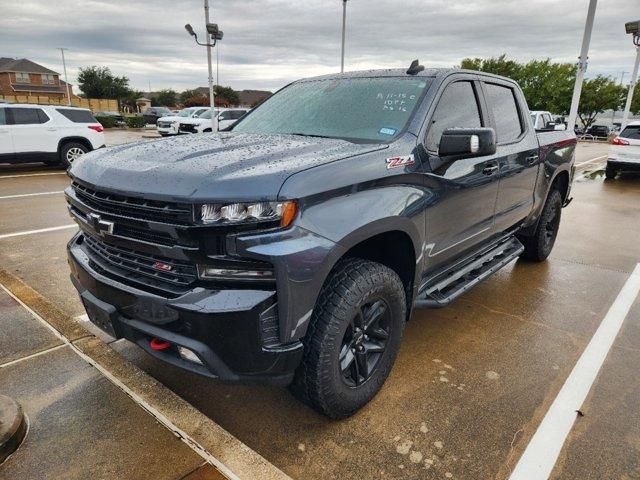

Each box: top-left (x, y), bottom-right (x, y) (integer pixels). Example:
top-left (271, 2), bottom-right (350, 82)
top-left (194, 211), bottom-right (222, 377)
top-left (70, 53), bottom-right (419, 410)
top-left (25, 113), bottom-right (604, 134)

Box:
top-left (149, 337), bottom-right (172, 351)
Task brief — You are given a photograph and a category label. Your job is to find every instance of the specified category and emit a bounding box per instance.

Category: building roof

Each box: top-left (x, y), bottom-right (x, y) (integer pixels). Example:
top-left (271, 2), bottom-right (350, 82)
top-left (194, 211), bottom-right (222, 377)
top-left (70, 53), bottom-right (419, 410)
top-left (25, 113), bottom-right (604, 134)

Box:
top-left (237, 89), bottom-right (272, 106)
top-left (0, 57), bottom-right (59, 75)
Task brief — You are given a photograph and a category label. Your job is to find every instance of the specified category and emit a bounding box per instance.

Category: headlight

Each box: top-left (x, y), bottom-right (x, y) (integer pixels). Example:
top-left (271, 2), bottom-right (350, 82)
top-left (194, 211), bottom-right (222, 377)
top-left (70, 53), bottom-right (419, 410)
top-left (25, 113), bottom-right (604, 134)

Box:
top-left (200, 201), bottom-right (297, 227)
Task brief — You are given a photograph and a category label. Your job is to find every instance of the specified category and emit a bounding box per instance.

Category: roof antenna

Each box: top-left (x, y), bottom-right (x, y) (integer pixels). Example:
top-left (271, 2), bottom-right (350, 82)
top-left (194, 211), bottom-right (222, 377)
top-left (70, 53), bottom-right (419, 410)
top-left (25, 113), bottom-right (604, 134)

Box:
top-left (406, 59), bottom-right (424, 75)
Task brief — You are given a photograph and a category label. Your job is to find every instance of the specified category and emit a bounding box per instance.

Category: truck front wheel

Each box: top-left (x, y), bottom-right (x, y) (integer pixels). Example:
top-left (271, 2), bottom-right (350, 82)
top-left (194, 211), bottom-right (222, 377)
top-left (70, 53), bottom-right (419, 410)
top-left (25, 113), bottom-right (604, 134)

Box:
top-left (518, 188), bottom-right (563, 262)
top-left (291, 258), bottom-right (406, 419)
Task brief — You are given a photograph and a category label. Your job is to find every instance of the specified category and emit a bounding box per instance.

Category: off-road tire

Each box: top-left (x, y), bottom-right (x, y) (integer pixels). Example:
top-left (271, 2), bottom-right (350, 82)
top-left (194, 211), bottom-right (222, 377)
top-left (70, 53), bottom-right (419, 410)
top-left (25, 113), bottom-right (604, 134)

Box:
top-left (60, 142), bottom-right (89, 168)
top-left (518, 188), bottom-right (563, 262)
top-left (605, 164), bottom-right (617, 180)
top-left (290, 258), bottom-right (406, 419)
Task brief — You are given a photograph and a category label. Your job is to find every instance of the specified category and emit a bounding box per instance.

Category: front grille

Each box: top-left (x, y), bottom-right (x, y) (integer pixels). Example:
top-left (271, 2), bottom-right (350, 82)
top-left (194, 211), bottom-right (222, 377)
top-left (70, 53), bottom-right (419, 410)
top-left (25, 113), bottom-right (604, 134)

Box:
top-left (179, 123), bottom-right (197, 133)
top-left (157, 121), bottom-right (172, 128)
top-left (72, 182), bottom-right (194, 225)
top-left (84, 234), bottom-right (197, 289)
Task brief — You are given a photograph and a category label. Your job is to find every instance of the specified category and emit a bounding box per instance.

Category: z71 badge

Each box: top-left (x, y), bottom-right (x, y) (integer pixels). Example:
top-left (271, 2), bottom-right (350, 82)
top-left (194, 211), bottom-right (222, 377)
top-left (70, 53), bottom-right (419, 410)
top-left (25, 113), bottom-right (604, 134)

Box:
top-left (386, 155), bottom-right (415, 169)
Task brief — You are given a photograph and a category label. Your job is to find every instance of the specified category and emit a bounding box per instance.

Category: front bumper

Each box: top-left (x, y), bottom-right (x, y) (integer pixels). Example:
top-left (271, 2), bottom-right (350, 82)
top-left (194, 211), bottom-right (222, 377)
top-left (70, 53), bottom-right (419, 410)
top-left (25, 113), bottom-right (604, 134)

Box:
top-left (67, 234), bottom-right (303, 385)
top-left (157, 124), bottom-right (178, 135)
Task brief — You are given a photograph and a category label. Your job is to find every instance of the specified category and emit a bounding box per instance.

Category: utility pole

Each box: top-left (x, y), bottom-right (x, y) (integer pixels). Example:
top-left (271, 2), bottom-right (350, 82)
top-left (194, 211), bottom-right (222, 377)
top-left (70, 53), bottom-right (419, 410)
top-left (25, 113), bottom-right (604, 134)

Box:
top-left (58, 48), bottom-right (71, 106)
top-left (340, 0), bottom-right (348, 73)
top-left (621, 46), bottom-right (640, 130)
top-left (567, 0), bottom-right (597, 131)
top-left (204, 0), bottom-right (217, 131)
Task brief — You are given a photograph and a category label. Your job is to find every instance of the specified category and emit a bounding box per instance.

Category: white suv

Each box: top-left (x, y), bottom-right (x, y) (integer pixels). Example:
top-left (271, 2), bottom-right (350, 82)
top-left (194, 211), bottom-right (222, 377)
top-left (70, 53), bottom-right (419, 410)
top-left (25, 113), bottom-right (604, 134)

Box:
top-left (607, 121), bottom-right (640, 179)
top-left (156, 107), bottom-right (208, 136)
top-left (178, 108), bottom-right (248, 134)
top-left (0, 104), bottom-right (105, 167)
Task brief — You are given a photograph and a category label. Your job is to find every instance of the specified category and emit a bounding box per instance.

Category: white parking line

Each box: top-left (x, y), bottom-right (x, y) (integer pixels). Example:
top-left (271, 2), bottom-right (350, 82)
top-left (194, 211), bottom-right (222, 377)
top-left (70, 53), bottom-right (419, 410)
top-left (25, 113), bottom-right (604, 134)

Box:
top-left (509, 263), bottom-right (640, 480)
top-left (0, 190), bottom-right (64, 200)
top-left (0, 172), bottom-right (66, 179)
top-left (0, 224), bottom-right (77, 240)
top-left (575, 154), bottom-right (607, 167)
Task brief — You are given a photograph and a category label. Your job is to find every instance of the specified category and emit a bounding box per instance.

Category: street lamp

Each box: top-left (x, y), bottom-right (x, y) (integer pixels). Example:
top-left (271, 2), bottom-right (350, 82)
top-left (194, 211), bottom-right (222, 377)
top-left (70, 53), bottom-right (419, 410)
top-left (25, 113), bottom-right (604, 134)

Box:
top-left (567, 0), bottom-right (597, 132)
top-left (58, 48), bottom-right (72, 106)
top-left (620, 20), bottom-right (640, 130)
top-left (185, 0), bottom-right (224, 132)
top-left (341, 0), bottom-right (349, 73)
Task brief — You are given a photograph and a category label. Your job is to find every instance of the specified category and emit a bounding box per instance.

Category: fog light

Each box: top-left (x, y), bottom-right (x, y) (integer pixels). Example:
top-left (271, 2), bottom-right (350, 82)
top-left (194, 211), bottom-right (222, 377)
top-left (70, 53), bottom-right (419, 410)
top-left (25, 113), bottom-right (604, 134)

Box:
top-left (178, 346), bottom-right (203, 365)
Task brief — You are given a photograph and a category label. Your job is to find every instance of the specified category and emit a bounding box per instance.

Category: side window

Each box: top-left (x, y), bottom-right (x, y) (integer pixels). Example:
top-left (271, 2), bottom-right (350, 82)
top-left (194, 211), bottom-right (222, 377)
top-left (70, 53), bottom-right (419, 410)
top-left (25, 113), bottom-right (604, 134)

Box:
top-left (9, 108), bottom-right (48, 125)
top-left (0, 108), bottom-right (6, 126)
top-left (484, 83), bottom-right (523, 143)
top-left (425, 81), bottom-right (482, 152)
top-left (542, 114), bottom-right (552, 127)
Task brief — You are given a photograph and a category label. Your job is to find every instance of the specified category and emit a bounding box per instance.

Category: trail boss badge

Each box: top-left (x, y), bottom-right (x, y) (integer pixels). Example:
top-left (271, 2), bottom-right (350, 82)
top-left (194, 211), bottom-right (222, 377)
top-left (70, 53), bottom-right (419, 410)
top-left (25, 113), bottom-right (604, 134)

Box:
top-left (386, 155), bottom-right (415, 169)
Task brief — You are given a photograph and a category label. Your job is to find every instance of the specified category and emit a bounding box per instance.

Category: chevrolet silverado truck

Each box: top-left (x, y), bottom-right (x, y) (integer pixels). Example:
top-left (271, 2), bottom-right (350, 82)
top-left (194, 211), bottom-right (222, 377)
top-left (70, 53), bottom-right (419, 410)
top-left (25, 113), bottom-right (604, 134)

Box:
top-left (66, 62), bottom-right (576, 418)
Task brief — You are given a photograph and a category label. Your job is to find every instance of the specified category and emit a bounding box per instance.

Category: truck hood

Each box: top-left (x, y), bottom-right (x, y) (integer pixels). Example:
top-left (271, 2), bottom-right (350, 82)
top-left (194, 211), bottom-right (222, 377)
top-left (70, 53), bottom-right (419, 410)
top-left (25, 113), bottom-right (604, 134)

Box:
top-left (69, 132), bottom-right (388, 201)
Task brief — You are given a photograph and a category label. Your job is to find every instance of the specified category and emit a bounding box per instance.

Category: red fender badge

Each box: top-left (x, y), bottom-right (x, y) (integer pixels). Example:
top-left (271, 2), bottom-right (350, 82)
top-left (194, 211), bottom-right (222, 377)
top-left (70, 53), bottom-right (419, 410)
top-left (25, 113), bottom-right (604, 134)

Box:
top-left (386, 155), bottom-right (415, 169)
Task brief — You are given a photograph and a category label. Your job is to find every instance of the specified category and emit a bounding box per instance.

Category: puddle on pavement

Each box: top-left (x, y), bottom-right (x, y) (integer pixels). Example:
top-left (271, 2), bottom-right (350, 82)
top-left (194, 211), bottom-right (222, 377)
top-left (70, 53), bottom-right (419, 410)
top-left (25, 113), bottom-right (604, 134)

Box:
top-left (578, 168), bottom-right (605, 181)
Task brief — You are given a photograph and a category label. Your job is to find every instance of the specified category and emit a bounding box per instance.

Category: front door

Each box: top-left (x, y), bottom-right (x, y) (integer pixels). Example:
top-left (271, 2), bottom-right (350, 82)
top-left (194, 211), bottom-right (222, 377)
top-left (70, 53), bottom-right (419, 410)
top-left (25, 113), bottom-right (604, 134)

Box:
top-left (0, 108), bottom-right (13, 161)
top-left (422, 78), bottom-right (501, 271)
top-left (481, 81), bottom-right (539, 232)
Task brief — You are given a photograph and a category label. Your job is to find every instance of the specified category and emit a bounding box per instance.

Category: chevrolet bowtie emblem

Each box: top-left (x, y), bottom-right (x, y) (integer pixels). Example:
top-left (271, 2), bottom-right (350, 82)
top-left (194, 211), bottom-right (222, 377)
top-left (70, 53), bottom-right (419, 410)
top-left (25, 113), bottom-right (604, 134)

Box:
top-left (87, 212), bottom-right (114, 236)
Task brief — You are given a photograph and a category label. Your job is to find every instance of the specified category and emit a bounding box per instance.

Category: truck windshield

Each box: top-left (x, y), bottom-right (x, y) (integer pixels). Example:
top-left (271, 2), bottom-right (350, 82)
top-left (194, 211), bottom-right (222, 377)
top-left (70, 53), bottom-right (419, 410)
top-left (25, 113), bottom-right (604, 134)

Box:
top-left (233, 77), bottom-right (432, 142)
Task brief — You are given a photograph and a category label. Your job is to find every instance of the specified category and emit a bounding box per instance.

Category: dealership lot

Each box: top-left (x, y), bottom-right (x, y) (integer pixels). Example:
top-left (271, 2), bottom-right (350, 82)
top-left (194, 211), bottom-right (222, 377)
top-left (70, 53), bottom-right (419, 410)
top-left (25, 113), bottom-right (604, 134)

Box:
top-left (0, 141), bottom-right (639, 479)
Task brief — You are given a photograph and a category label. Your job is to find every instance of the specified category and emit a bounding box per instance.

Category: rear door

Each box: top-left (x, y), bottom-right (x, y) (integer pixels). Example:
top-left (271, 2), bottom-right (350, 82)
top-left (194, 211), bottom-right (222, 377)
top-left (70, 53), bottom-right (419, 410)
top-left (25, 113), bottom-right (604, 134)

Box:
top-left (481, 80), bottom-right (539, 233)
top-left (8, 107), bottom-right (58, 156)
top-left (422, 77), bottom-right (501, 269)
top-left (0, 107), bottom-right (13, 161)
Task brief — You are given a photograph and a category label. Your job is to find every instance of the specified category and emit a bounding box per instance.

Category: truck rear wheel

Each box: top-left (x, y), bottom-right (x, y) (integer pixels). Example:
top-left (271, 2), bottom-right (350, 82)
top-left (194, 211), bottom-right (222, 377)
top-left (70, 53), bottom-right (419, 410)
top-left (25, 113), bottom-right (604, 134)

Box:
top-left (518, 188), bottom-right (563, 262)
top-left (290, 258), bottom-right (406, 419)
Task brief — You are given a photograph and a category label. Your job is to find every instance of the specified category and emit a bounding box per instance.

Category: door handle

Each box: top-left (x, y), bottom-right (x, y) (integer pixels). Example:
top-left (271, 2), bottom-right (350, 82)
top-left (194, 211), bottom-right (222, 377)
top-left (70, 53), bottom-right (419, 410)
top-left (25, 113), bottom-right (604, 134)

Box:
top-left (526, 154), bottom-right (539, 165)
top-left (47, 127), bottom-right (57, 131)
top-left (482, 163), bottom-right (499, 175)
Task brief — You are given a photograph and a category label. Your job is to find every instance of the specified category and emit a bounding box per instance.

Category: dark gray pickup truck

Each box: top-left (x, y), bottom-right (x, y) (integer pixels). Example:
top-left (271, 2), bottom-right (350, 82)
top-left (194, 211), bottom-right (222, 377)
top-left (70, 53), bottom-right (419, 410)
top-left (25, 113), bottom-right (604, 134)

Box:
top-left (66, 62), bottom-right (576, 418)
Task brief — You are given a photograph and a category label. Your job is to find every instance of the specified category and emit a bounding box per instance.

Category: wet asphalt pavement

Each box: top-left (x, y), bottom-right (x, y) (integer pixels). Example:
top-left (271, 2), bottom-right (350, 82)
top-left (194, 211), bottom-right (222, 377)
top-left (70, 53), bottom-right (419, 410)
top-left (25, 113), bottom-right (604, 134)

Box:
top-left (0, 138), bottom-right (638, 479)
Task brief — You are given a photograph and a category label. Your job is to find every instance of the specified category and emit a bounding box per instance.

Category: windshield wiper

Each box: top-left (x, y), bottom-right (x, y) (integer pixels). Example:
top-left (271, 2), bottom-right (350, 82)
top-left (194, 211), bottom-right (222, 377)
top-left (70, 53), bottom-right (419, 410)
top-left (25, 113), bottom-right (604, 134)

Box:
top-left (288, 132), bottom-right (334, 139)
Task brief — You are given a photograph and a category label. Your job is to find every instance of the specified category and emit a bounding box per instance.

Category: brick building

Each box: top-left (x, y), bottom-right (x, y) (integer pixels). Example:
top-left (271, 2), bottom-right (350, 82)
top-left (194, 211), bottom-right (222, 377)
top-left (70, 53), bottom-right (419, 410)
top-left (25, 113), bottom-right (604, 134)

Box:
top-left (0, 57), bottom-right (73, 100)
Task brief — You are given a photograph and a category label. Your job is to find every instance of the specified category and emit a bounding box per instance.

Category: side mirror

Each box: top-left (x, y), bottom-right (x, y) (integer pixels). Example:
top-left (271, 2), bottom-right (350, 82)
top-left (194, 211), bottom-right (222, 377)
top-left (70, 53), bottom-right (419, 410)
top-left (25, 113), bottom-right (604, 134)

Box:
top-left (438, 128), bottom-right (496, 158)
top-left (546, 121), bottom-right (556, 129)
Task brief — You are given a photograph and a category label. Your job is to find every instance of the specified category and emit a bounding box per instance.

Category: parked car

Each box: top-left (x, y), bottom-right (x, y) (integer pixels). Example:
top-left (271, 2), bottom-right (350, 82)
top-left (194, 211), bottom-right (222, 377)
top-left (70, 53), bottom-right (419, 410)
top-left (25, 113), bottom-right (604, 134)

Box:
top-left (606, 121), bottom-right (640, 179)
top-left (530, 111), bottom-right (566, 130)
top-left (66, 64), bottom-right (575, 418)
top-left (586, 125), bottom-right (610, 138)
top-left (0, 103), bottom-right (104, 166)
top-left (142, 107), bottom-right (173, 126)
top-left (95, 111), bottom-right (125, 127)
top-left (156, 107), bottom-right (208, 136)
top-left (178, 108), bottom-right (248, 133)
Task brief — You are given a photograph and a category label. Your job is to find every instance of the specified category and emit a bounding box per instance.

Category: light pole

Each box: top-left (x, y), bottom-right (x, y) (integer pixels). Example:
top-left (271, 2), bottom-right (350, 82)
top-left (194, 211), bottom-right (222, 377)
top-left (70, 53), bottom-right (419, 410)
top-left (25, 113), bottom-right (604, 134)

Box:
top-left (185, 1), bottom-right (224, 131)
top-left (341, 0), bottom-right (348, 73)
top-left (567, 0), bottom-right (597, 131)
top-left (58, 48), bottom-right (71, 106)
top-left (621, 20), bottom-right (640, 130)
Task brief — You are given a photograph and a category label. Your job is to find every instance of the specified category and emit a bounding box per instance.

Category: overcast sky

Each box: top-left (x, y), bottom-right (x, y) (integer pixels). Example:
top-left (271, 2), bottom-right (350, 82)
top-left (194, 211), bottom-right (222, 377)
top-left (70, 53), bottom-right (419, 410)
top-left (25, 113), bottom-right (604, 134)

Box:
top-left (1, 0), bottom-right (638, 94)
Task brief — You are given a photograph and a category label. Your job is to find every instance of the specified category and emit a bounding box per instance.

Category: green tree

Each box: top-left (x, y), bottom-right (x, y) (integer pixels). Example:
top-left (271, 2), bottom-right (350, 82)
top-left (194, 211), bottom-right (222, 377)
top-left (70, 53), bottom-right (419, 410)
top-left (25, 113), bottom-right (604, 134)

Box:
top-left (77, 66), bottom-right (131, 99)
top-left (214, 85), bottom-right (239, 106)
top-left (630, 86), bottom-right (640, 115)
top-left (180, 89), bottom-right (203, 104)
top-left (577, 76), bottom-right (626, 129)
top-left (461, 55), bottom-right (576, 114)
top-left (152, 89), bottom-right (178, 107)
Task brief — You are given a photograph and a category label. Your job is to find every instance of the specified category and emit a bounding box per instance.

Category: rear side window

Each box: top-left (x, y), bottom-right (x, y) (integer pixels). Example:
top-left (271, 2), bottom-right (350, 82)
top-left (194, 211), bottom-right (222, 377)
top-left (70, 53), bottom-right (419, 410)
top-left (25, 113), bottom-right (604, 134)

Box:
top-left (9, 108), bottom-right (49, 125)
top-left (56, 108), bottom-right (97, 123)
top-left (620, 125), bottom-right (640, 140)
top-left (0, 108), bottom-right (5, 126)
top-left (426, 81), bottom-right (482, 152)
top-left (484, 83), bottom-right (523, 143)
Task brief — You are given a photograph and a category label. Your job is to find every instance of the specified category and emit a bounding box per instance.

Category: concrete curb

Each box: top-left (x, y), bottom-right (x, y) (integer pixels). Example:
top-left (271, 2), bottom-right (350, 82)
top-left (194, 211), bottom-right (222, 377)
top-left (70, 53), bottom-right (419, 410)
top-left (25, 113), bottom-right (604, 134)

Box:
top-left (0, 395), bottom-right (27, 465)
top-left (0, 268), bottom-right (292, 480)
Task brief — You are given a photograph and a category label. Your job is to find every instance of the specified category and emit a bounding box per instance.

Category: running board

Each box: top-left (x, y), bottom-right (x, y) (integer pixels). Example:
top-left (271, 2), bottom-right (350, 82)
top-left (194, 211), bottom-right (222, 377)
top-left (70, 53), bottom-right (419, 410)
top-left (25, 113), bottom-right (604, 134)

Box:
top-left (415, 236), bottom-right (524, 308)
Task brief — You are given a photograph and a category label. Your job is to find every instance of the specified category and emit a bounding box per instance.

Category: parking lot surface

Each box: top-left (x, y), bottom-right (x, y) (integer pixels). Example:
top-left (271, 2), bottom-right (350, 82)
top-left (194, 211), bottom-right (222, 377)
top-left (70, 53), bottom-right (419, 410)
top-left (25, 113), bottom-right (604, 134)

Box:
top-left (1, 140), bottom-right (638, 479)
